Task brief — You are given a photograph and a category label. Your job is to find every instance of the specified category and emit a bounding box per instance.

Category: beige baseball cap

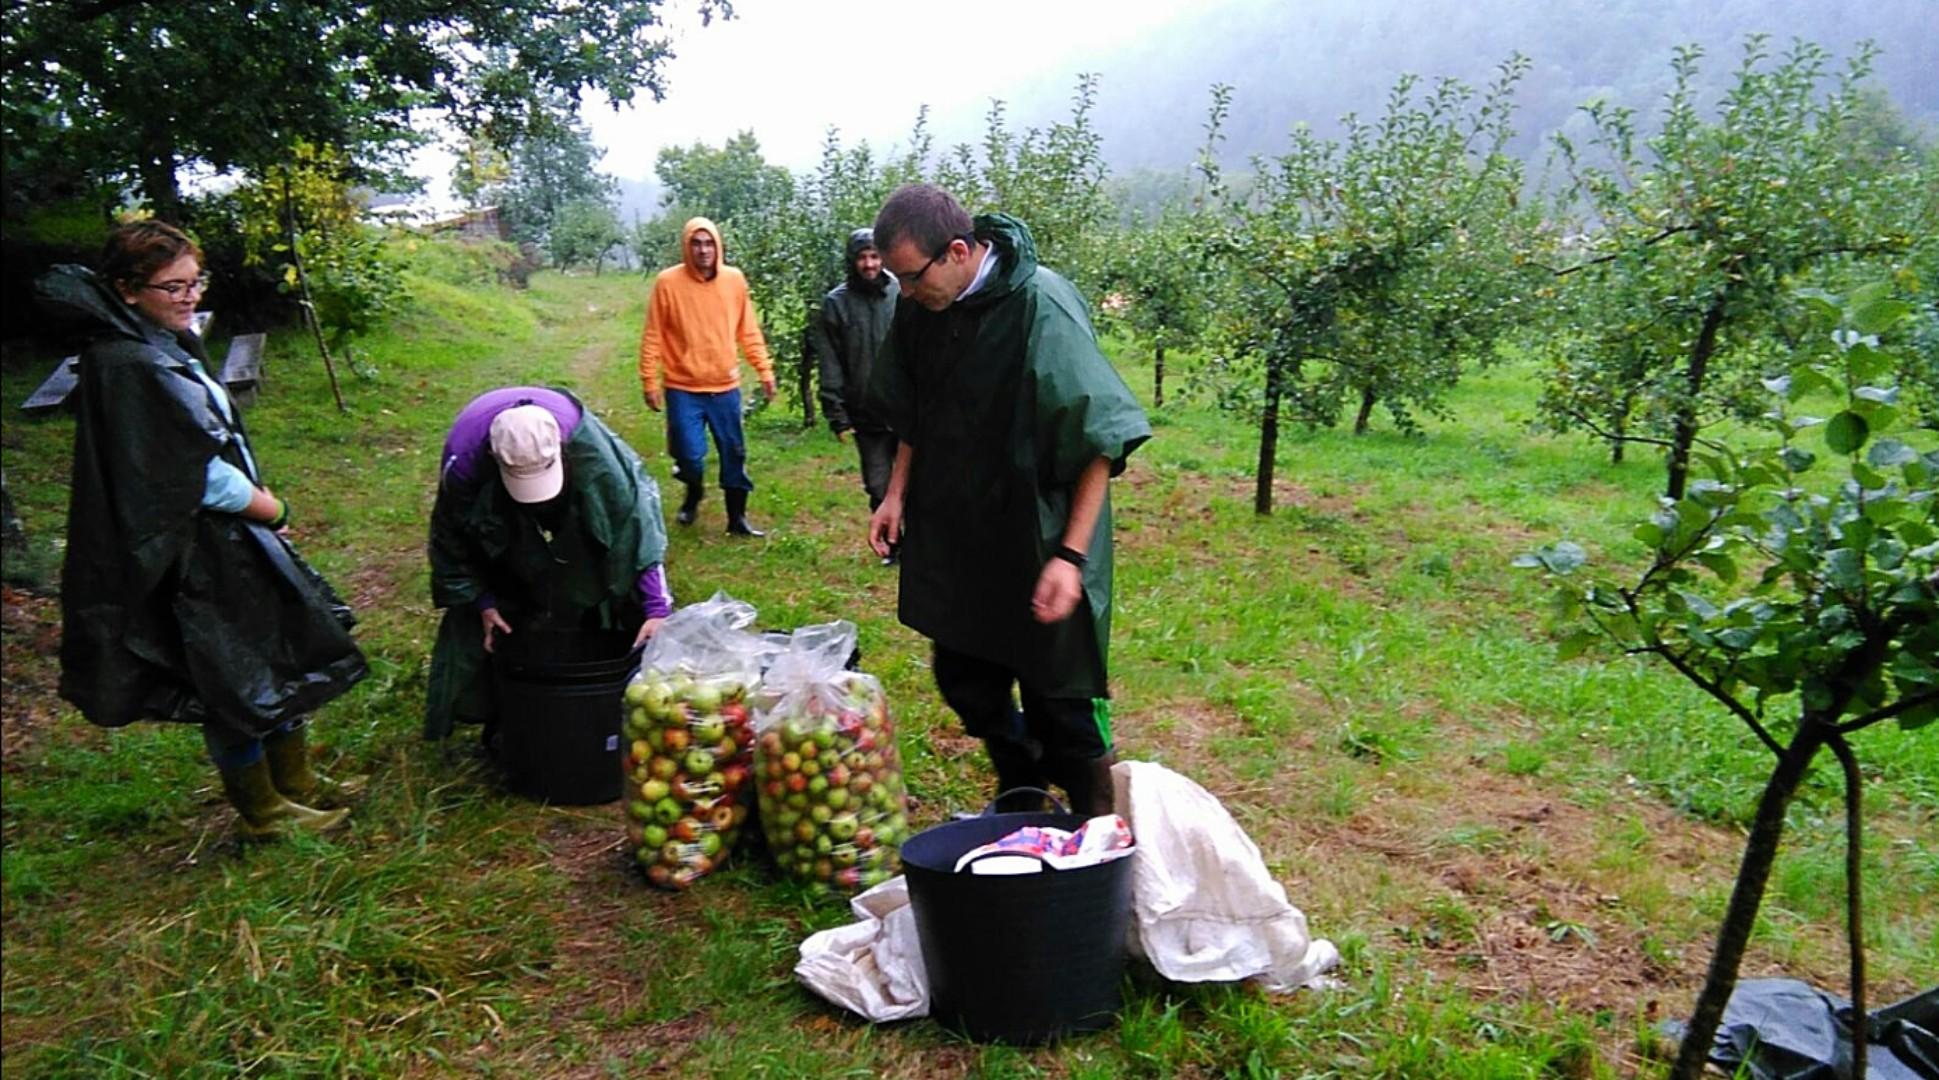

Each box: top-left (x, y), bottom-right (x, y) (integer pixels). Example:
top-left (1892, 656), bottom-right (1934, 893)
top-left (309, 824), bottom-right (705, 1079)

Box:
top-left (489, 405), bottom-right (565, 503)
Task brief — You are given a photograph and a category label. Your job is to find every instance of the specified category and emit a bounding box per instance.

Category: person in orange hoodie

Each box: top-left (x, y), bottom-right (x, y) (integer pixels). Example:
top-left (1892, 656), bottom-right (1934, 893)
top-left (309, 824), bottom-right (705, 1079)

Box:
top-left (637, 217), bottom-right (778, 536)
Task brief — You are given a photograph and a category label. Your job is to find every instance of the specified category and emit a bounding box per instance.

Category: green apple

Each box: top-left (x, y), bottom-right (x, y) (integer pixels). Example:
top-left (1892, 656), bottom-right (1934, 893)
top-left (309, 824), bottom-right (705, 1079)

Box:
top-left (686, 682), bottom-right (722, 714)
top-left (642, 823), bottom-right (668, 848)
top-left (625, 680), bottom-right (650, 706)
top-left (828, 813), bottom-right (858, 841)
top-left (653, 798), bottom-right (683, 825)
top-left (692, 715), bottom-right (727, 745)
top-left (683, 748), bottom-right (715, 775)
top-left (640, 778), bottom-right (670, 803)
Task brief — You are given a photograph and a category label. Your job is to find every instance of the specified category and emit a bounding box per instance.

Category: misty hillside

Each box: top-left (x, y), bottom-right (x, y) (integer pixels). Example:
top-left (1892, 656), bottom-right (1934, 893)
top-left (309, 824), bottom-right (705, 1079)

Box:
top-left (982, 0), bottom-right (1936, 176)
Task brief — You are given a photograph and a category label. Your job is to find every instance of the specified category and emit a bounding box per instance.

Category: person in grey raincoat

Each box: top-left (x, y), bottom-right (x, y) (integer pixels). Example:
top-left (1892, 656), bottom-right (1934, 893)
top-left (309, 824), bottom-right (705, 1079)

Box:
top-left (866, 185), bottom-right (1151, 816)
top-left (424, 386), bottom-right (671, 745)
top-left (36, 221), bottom-right (367, 839)
top-left (812, 228), bottom-right (901, 526)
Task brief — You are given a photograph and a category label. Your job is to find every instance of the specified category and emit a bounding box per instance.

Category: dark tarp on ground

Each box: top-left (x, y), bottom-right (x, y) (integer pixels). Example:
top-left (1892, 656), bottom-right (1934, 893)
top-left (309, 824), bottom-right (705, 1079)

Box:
top-left (1662, 978), bottom-right (1939, 1080)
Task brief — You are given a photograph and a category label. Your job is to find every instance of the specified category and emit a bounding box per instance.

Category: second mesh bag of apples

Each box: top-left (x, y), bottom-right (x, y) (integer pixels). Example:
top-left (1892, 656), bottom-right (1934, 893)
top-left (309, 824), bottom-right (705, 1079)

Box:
top-left (620, 592), bottom-right (783, 890)
top-left (753, 621), bottom-right (910, 895)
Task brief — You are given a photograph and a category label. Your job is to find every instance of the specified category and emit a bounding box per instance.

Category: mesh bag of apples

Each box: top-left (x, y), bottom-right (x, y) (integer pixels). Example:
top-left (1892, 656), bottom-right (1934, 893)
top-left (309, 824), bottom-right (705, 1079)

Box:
top-left (752, 621), bottom-right (909, 895)
top-left (621, 595), bottom-right (780, 890)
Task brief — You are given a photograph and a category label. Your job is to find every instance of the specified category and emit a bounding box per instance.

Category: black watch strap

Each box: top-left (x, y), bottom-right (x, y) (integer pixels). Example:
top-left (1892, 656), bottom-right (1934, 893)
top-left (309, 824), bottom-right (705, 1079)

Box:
top-left (1053, 545), bottom-right (1087, 568)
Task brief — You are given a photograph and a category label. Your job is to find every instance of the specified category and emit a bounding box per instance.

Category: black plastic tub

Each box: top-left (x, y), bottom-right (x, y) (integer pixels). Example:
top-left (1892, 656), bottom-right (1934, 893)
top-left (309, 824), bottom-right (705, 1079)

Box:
top-left (901, 795), bottom-right (1134, 1044)
top-left (491, 628), bottom-right (639, 805)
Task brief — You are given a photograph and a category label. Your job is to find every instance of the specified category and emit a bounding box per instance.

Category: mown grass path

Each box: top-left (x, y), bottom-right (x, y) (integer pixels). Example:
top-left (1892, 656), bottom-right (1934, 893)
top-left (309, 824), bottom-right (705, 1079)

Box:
top-left (3, 269), bottom-right (1932, 1078)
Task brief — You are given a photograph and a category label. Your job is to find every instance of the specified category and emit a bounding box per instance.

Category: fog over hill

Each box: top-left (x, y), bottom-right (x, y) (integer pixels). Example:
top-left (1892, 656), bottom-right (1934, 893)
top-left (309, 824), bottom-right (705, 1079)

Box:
top-left (598, 0), bottom-right (1933, 224)
top-left (1015, 0), bottom-right (1935, 175)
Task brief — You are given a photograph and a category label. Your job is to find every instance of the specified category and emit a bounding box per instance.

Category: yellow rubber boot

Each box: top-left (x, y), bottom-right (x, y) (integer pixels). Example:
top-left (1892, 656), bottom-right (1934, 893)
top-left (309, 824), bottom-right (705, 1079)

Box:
top-left (264, 725), bottom-right (366, 808)
top-left (219, 756), bottom-right (349, 839)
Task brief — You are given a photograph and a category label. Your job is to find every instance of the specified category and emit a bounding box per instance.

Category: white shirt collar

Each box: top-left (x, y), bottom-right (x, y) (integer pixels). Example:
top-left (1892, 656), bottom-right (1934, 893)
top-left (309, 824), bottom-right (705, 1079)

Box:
top-left (956, 241), bottom-right (999, 301)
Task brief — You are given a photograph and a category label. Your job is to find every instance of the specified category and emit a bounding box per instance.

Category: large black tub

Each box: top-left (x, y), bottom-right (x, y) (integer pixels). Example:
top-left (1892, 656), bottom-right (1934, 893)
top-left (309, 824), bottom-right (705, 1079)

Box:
top-left (491, 627), bottom-right (639, 805)
top-left (900, 791), bottom-right (1134, 1043)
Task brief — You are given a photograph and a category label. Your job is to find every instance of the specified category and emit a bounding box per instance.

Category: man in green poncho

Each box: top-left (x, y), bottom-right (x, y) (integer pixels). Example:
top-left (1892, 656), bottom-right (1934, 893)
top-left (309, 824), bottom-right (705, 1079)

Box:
top-left (866, 184), bottom-right (1151, 816)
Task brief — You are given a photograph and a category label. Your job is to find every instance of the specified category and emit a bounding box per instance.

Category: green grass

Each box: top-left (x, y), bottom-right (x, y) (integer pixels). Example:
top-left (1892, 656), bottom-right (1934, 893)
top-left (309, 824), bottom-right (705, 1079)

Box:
top-left (3, 268), bottom-right (1933, 1077)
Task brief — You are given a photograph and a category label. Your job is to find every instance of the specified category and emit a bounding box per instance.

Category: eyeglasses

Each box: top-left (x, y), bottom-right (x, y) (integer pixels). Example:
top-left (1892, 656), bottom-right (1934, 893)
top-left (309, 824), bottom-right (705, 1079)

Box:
top-left (900, 233), bottom-right (973, 285)
top-left (140, 271), bottom-right (212, 298)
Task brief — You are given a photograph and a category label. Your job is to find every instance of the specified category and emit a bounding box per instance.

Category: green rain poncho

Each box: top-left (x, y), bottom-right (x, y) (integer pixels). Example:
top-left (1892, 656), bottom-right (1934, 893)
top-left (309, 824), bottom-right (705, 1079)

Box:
top-left (867, 214), bottom-right (1151, 698)
top-left (423, 397), bottom-right (667, 738)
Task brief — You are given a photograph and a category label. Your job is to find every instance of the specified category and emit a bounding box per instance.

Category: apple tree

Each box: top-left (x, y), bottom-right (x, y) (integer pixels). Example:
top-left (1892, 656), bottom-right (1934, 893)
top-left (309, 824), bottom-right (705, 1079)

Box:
top-left (1538, 38), bottom-right (1933, 497)
top-left (1520, 284), bottom-right (1937, 1079)
top-left (1202, 59), bottom-right (1541, 513)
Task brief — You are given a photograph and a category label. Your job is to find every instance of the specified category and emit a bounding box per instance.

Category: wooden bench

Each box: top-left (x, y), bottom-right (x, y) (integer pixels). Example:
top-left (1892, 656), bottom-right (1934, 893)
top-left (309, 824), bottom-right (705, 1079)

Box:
top-left (219, 332), bottom-right (267, 407)
top-left (18, 312), bottom-right (217, 415)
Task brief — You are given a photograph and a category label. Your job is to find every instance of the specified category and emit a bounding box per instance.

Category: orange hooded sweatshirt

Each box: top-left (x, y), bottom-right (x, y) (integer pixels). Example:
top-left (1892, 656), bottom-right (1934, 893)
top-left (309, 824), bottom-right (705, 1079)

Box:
top-left (637, 217), bottom-right (773, 394)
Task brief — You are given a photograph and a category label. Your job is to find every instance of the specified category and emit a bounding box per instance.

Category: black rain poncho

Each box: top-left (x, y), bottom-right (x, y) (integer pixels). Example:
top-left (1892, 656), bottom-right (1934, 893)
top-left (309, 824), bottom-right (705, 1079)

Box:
top-left (866, 214), bottom-right (1151, 698)
top-left (34, 265), bottom-right (368, 738)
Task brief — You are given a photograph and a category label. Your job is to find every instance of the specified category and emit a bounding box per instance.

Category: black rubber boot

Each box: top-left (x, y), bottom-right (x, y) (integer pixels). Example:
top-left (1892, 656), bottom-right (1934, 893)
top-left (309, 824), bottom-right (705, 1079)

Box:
top-left (724, 489), bottom-right (765, 537)
top-left (1050, 751), bottom-right (1118, 818)
top-left (676, 481), bottom-right (704, 526)
top-left (983, 734), bottom-right (1049, 813)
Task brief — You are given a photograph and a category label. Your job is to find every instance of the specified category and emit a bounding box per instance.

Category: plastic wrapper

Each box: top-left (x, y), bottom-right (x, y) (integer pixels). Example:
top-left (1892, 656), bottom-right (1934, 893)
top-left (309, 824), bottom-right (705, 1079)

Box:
top-left (753, 621), bottom-right (908, 894)
top-left (621, 593), bottom-right (779, 889)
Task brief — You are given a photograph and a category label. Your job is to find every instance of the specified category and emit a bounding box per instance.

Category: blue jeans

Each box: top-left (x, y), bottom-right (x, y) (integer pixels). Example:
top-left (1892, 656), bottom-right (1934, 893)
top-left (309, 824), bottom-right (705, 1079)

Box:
top-left (665, 388), bottom-right (752, 492)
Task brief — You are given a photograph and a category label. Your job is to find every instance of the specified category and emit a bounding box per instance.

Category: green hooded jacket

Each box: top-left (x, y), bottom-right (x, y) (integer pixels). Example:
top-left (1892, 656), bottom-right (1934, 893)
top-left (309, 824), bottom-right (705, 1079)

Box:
top-left (866, 214), bottom-right (1151, 698)
top-left (423, 396), bottom-right (667, 738)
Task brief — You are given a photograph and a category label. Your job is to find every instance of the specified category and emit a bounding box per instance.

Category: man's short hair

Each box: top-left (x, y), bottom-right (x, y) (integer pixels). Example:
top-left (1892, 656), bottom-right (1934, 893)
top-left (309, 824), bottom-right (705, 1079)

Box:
top-left (873, 184), bottom-right (973, 259)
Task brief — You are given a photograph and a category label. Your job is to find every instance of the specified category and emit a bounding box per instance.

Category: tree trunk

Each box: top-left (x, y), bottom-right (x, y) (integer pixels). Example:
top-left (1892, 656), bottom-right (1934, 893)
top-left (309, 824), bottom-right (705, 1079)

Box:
top-left (1153, 343), bottom-right (1165, 409)
top-left (282, 175), bottom-right (347, 414)
top-left (1254, 357), bottom-right (1284, 516)
top-left (1828, 733), bottom-right (1869, 1080)
top-left (1610, 388), bottom-right (1638, 465)
top-left (798, 319), bottom-right (816, 429)
top-left (1666, 296), bottom-right (1728, 501)
top-left (136, 132), bottom-right (181, 220)
top-left (1353, 385), bottom-right (1378, 435)
top-left (1672, 722), bottom-right (1827, 1079)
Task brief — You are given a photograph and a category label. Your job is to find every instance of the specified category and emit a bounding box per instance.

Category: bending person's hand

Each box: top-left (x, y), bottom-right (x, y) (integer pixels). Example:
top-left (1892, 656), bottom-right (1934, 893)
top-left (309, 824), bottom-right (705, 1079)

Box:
top-left (633, 617), bottom-right (665, 649)
top-left (643, 388), bottom-right (664, 412)
top-left (480, 607), bottom-right (512, 653)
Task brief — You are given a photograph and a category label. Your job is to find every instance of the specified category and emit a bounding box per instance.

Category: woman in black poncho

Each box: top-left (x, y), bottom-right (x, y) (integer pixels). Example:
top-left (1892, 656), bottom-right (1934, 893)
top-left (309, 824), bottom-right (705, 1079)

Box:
top-left (36, 221), bottom-right (368, 838)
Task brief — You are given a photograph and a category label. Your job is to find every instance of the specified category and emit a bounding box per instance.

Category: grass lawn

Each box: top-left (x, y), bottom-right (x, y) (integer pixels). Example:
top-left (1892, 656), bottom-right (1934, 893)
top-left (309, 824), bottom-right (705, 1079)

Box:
top-left (2, 264), bottom-right (1933, 1078)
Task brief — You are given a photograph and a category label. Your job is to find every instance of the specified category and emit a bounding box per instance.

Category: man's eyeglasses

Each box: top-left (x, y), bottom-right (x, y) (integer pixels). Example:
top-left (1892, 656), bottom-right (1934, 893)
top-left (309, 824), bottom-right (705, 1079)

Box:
top-left (141, 272), bottom-right (212, 298)
top-left (901, 233), bottom-right (974, 285)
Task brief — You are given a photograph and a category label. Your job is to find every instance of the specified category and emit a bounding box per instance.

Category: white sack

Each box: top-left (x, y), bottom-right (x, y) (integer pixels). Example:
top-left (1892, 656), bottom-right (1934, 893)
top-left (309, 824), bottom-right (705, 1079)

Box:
top-left (793, 875), bottom-right (929, 1021)
top-left (1113, 760), bottom-right (1340, 992)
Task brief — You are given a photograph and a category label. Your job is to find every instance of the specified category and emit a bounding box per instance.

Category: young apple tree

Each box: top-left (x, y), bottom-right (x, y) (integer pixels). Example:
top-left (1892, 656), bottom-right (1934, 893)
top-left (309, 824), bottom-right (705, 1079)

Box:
top-left (1520, 285), bottom-right (1937, 1080)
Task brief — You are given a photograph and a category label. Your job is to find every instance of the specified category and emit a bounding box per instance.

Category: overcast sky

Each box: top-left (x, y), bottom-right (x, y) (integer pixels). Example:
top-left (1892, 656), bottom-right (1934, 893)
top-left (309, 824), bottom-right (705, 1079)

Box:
top-left (414, 0), bottom-right (1215, 205)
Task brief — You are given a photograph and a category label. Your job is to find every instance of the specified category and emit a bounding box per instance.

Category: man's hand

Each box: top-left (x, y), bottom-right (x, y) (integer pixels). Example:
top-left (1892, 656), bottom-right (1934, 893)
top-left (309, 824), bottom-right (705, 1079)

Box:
top-left (1030, 557), bottom-right (1084, 624)
top-left (480, 607), bottom-right (512, 653)
top-left (833, 428), bottom-right (848, 444)
top-left (633, 617), bottom-right (665, 649)
top-left (760, 373), bottom-right (777, 401)
top-left (643, 388), bottom-right (664, 412)
top-left (868, 496), bottom-right (904, 558)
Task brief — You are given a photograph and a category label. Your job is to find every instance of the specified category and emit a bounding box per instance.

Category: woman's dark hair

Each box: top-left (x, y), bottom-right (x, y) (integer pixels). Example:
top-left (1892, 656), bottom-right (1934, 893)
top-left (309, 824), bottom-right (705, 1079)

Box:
top-left (100, 220), bottom-right (203, 292)
top-left (873, 184), bottom-right (974, 259)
